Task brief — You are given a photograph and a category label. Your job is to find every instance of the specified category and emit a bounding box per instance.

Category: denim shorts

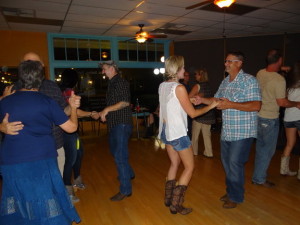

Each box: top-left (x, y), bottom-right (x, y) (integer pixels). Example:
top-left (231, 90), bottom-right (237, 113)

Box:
top-left (284, 120), bottom-right (300, 130)
top-left (160, 124), bottom-right (191, 151)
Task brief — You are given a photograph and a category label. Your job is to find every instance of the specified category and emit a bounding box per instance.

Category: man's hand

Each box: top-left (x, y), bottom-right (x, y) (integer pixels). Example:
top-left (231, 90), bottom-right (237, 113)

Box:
top-left (69, 91), bottom-right (81, 109)
top-left (217, 98), bottom-right (231, 110)
top-left (0, 85), bottom-right (15, 100)
top-left (0, 113), bottom-right (24, 135)
top-left (99, 109), bottom-right (109, 122)
top-left (91, 111), bottom-right (100, 120)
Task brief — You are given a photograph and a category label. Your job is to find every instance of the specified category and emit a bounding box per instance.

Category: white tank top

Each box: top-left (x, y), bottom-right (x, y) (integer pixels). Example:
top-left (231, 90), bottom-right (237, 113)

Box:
top-left (284, 88), bottom-right (300, 122)
top-left (158, 81), bottom-right (187, 141)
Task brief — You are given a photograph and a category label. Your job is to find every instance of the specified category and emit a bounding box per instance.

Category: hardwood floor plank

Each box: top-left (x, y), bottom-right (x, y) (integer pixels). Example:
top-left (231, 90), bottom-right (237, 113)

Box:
top-left (73, 124), bottom-right (300, 225)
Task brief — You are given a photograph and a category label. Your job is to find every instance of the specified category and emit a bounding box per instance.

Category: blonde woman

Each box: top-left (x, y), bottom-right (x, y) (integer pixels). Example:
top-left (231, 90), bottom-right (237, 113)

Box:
top-left (189, 69), bottom-right (215, 157)
top-left (281, 62), bottom-right (300, 177)
top-left (158, 55), bottom-right (218, 215)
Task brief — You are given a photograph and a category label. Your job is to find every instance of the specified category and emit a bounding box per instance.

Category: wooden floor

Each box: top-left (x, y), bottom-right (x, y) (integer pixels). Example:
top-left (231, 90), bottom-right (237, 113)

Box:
top-left (72, 121), bottom-right (300, 225)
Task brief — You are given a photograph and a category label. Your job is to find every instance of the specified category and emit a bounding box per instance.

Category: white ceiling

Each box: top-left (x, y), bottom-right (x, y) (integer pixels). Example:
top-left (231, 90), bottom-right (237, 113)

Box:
top-left (0, 0), bottom-right (300, 42)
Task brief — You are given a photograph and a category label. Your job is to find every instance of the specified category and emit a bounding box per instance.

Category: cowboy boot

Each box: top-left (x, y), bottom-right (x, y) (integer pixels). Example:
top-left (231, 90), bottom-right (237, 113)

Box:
top-left (169, 185), bottom-right (192, 215)
top-left (164, 180), bottom-right (176, 207)
top-left (280, 156), bottom-right (297, 176)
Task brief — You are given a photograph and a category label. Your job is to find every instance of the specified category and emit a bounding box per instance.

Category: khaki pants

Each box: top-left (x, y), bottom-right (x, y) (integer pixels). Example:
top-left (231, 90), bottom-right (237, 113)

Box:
top-left (57, 147), bottom-right (65, 177)
top-left (191, 120), bottom-right (213, 157)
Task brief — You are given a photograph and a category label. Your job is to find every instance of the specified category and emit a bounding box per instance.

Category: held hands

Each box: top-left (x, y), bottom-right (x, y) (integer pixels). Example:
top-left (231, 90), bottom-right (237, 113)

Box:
top-left (209, 99), bottom-right (220, 109)
top-left (99, 109), bottom-right (108, 122)
top-left (69, 91), bottom-right (81, 109)
top-left (190, 95), bottom-right (202, 105)
top-left (0, 113), bottom-right (24, 135)
top-left (216, 98), bottom-right (231, 110)
top-left (91, 111), bottom-right (100, 120)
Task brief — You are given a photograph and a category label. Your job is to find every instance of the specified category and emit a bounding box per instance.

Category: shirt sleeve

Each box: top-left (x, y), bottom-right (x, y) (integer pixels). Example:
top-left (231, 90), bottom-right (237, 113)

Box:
top-left (48, 98), bottom-right (69, 126)
top-left (274, 77), bottom-right (286, 99)
top-left (244, 77), bottom-right (262, 101)
top-left (115, 79), bottom-right (131, 103)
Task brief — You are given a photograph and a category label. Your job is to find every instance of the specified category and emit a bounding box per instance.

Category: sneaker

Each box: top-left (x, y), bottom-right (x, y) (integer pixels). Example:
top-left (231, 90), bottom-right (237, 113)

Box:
top-left (70, 194), bottom-right (80, 204)
top-left (73, 176), bottom-right (86, 190)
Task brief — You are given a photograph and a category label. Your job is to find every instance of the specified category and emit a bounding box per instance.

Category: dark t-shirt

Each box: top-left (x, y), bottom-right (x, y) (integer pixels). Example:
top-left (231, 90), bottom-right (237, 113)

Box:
top-left (0, 91), bottom-right (68, 165)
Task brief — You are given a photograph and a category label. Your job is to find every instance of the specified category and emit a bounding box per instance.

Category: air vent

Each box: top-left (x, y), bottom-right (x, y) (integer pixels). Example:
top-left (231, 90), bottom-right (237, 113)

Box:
top-left (5, 15), bottom-right (63, 26)
top-left (200, 3), bottom-right (259, 15)
top-left (1, 7), bottom-right (63, 26)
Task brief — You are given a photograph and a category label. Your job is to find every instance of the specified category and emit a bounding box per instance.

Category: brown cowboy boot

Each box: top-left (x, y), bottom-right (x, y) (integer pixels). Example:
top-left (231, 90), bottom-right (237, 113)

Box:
top-left (164, 180), bottom-right (176, 207)
top-left (169, 185), bottom-right (192, 215)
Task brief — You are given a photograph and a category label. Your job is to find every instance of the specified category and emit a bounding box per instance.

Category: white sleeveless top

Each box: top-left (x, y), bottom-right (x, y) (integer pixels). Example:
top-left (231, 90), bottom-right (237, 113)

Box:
top-left (284, 88), bottom-right (300, 122)
top-left (158, 81), bottom-right (187, 141)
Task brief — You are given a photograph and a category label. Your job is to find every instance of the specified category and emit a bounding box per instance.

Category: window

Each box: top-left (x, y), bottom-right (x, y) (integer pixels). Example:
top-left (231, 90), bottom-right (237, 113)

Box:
top-left (53, 38), bottom-right (111, 61)
top-left (118, 41), bottom-right (164, 62)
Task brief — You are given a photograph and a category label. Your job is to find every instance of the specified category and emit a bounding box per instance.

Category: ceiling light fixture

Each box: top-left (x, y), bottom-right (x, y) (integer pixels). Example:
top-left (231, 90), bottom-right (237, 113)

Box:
top-left (136, 31), bottom-right (148, 43)
top-left (214, 0), bottom-right (236, 8)
top-left (136, 36), bottom-right (147, 43)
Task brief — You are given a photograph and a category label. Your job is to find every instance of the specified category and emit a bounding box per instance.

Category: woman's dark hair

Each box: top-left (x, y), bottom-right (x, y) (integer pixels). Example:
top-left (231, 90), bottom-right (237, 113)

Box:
top-left (18, 60), bottom-right (44, 89)
top-left (286, 61), bottom-right (300, 91)
top-left (60, 69), bottom-right (79, 91)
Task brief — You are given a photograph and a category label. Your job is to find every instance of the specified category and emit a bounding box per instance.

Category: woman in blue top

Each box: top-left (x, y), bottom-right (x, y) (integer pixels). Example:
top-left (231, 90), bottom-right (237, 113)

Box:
top-left (0, 60), bottom-right (81, 225)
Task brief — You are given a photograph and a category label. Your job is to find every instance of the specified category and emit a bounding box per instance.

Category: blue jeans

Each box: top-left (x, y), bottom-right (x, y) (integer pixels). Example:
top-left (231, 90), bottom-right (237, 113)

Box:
top-left (63, 132), bottom-right (79, 185)
top-left (221, 138), bottom-right (253, 203)
top-left (109, 124), bottom-right (134, 195)
top-left (252, 117), bottom-right (279, 184)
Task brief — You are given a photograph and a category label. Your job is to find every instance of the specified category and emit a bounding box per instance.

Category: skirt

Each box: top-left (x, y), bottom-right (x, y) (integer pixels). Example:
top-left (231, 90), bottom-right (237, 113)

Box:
top-left (0, 158), bottom-right (81, 225)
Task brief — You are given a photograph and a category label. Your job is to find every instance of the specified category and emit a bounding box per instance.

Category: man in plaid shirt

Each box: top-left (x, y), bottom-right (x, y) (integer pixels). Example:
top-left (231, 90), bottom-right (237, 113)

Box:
top-left (95, 61), bottom-right (134, 202)
top-left (199, 51), bottom-right (261, 209)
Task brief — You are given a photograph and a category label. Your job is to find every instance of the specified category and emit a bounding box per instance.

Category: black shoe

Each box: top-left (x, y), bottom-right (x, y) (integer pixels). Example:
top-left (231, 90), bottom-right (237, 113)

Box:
top-left (252, 180), bottom-right (275, 188)
top-left (110, 192), bottom-right (132, 201)
top-left (219, 194), bottom-right (229, 202)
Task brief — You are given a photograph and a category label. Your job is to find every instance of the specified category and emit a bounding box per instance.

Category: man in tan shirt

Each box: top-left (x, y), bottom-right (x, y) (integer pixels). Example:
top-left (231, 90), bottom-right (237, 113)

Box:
top-left (252, 49), bottom-right (300, 187)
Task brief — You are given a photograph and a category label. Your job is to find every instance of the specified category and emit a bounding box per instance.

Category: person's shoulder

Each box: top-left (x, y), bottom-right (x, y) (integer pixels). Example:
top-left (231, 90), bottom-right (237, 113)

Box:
top-left (40, 79), bottom-right (60, 89)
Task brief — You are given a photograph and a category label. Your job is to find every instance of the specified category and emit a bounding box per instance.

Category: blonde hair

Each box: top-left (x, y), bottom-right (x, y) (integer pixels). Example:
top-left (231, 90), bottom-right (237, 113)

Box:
top-left (164, 55), bottom-right (184, 80)
top-left (195, 68), bottom-right (208, 82)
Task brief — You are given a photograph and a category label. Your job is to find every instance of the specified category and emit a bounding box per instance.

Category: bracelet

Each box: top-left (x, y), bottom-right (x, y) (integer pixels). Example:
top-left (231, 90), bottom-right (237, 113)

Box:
top-left (89, 112), bottom-right (93, 117)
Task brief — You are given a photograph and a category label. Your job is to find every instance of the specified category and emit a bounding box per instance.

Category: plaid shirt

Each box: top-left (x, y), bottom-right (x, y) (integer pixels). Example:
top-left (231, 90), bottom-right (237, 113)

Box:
top-left (215, 70), bottom-right (261, 141)
top-left (106, 74), bottom-right (133, 131)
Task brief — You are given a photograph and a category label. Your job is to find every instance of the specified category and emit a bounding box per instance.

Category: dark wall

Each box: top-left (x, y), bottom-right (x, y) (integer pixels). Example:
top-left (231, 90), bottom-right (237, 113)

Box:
top-left (174, 33), bottom-right (300, 94)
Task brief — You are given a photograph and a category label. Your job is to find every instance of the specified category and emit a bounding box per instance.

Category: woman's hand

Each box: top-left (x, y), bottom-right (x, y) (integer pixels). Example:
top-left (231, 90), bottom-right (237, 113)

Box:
top-left (68, 91), bottom-right (81, 109)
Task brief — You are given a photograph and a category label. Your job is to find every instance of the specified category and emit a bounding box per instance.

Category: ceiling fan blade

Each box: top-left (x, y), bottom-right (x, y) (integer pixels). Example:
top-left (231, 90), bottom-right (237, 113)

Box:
top-left (124, 38), bottom-right (136, 42)
top-left (148, 34), bottom-right (167, 38)
top-left (185, 0), bottom-right (213, 10)
top-left (146, 38), bottom-right (154, 43)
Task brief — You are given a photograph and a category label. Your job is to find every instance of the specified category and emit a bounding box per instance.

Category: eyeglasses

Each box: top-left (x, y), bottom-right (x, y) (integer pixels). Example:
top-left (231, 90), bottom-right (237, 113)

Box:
top-left (224, 59), bottom-right (240, 63)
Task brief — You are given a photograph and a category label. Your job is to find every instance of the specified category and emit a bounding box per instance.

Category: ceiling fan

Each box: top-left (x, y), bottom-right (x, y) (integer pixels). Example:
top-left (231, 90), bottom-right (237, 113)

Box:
top-left (131, 24), bottom-right (167, 43)
top-left (186, 0), bottom-right (236, 10)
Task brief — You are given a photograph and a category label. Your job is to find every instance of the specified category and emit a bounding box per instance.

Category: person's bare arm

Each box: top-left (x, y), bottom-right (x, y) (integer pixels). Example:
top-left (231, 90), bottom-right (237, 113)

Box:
top-left (188, 84), bottom-right (199, 98)
top-left (217, 97), bottom-right (261, 112)
top-left (59, 91), bottom-right (80, 133)
top-left (176, 85), bottom-right (218, 118)
top-left (98, 101), bottom-right (129, 122)
top-left (276, 98), bottom-right (300, 108)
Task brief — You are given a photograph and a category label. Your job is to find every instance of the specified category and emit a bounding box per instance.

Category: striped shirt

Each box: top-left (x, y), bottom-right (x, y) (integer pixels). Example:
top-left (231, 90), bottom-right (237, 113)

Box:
top-left (215, 70), bottom-right (261, 141)
top-left (106, 74), bottom-right (133, 131)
